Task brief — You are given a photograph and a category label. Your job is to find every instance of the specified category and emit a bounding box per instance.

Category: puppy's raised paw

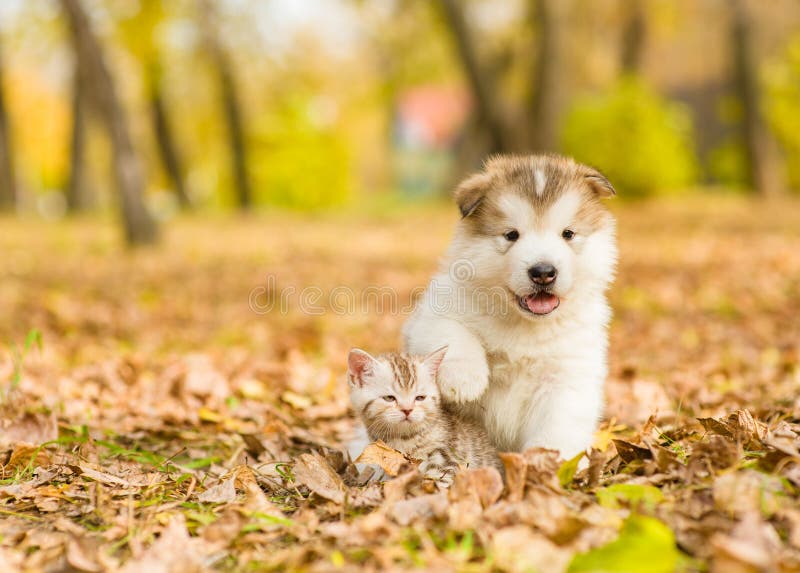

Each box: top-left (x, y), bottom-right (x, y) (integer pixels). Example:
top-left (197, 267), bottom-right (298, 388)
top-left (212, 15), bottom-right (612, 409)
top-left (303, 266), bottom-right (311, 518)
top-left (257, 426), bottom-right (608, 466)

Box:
top-left (437, 357), bottom-right (489, 403)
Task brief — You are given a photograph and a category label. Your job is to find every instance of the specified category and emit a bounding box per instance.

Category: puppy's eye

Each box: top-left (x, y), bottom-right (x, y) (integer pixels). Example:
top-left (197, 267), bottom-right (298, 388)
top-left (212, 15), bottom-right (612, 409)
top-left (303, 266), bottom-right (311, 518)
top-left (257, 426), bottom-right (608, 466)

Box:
top-left (415, 395), bottom-right (425, 402)
top-left (503, 229), bottom-right (519, 242)
top-left (382, 395), bottom-right (396, 402)
top-left (561, 229), bottom-right (575, 241)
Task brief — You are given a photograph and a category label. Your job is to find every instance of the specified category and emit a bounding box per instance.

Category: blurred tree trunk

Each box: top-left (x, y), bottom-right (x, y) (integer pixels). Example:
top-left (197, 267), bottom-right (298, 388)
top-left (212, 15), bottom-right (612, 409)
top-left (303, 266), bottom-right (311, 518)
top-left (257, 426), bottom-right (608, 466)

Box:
top-left (66, 62), bottom-right (90, 212)
top-left (620, 0), bottom-right (646, 75)
top-left (61, 0), bottom-right (158, 244)
top-left (148, 64), bottom-right (191, 210)
top-left (0, 37), bottom-right (17, 211)
top-left (528, 0), bottom-right (564, 152)
top-left (437, 0), bottom-right (510, 154)
top-left (731, 0), bottom-right (786, 197)
top-left (199, 0), bottom-right (252, 210)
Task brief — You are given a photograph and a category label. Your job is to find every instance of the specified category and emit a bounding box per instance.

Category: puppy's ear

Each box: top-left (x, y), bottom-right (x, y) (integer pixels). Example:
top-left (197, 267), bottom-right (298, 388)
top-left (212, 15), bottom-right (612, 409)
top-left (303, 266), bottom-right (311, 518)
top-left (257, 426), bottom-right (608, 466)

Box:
top-left (347, 348), bottom-right (376, 387)
top-left (583, 167), bottom-right (616, 198)
top-left (454, 172), bottom-right (492, 218)
top-left (422, 345), bottom-right (448, 376)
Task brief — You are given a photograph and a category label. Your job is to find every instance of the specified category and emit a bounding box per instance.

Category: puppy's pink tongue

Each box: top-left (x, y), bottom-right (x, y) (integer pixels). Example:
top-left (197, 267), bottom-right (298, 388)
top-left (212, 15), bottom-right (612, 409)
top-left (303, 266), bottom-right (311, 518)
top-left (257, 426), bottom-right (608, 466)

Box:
top-left (525, 293), bottom-right (560, 315)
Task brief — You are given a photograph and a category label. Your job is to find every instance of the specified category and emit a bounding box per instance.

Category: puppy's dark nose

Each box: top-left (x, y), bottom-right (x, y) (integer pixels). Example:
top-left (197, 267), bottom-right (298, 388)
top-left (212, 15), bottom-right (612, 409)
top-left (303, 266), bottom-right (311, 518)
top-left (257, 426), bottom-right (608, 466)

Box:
top-left (528, 263), bottom-right (557, 285)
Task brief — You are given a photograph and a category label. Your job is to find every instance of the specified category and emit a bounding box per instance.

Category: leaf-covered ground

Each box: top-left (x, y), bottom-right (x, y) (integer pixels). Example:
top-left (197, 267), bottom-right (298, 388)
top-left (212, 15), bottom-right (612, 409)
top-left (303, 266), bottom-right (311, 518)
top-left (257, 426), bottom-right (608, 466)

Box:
top-left (1, 197), bottom-right (799, 572)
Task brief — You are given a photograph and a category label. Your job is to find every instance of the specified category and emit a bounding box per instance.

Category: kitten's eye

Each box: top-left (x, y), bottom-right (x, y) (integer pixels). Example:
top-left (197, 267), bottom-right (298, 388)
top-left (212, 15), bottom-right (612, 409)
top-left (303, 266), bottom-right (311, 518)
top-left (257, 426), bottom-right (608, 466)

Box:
top-left (415, 395), bottom-right (425, 402)
top-left (503, 229), bottom-right (519, 242)
top-left (561, 228), bottom-right (575, 241)
top-left (382, 395), bottom-right (396, 402)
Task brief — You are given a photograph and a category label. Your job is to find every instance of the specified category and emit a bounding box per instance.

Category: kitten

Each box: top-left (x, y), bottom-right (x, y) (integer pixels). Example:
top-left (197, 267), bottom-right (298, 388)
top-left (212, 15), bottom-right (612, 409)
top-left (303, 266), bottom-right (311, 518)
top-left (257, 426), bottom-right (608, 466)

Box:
top-left (347, 346), bottom-right (501, 486)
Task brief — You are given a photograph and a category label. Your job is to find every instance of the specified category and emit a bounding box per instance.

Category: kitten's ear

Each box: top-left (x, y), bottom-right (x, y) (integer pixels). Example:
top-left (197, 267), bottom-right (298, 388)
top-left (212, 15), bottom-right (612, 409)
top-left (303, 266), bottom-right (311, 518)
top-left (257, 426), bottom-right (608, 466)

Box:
top-left (347, 348), bottom-right (376, 387)
top-left (422, 345), bottom-right (448, 376)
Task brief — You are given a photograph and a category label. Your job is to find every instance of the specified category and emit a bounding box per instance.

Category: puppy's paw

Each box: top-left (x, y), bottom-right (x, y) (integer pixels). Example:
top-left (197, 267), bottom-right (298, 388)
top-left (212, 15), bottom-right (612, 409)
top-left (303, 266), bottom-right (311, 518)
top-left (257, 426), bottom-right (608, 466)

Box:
top-left (437, 357), bottom-right (489, 403)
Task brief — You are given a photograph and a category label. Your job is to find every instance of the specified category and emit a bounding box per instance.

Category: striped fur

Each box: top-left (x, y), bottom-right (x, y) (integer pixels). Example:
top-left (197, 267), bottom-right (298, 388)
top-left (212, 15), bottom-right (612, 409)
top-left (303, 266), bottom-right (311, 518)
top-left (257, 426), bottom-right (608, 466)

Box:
top-left (348, 349), bottom-right (501, 486)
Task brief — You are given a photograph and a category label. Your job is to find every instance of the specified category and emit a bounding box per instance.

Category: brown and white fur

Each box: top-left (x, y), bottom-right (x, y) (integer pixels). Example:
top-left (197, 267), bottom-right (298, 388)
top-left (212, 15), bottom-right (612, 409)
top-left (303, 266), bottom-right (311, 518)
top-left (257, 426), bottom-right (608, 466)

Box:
top-left (347, 347), bottom-right (501, 485)
top-left (402, 154), bottom-right (617, 459)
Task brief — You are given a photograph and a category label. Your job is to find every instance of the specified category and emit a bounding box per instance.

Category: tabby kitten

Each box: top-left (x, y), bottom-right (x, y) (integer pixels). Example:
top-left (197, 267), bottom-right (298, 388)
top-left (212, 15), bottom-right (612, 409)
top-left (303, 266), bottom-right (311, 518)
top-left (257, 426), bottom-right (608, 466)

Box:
top-left (347, 346), bottom-right (501, 485)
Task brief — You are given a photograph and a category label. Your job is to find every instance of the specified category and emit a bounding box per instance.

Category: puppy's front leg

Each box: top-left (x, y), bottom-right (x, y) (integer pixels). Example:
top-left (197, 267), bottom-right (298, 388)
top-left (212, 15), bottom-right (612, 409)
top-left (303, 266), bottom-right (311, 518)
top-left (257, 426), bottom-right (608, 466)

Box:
top-left (520, 382), bottom-right (602, 460)
top-left (403, 316), bottom-right (488, 403)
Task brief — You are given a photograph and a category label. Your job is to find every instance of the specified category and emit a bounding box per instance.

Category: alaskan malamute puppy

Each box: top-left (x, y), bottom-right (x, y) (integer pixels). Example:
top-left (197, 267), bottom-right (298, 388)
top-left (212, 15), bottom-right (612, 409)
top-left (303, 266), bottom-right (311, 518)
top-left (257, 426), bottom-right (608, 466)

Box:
top-left (403, 154), bottom-right (617, 459)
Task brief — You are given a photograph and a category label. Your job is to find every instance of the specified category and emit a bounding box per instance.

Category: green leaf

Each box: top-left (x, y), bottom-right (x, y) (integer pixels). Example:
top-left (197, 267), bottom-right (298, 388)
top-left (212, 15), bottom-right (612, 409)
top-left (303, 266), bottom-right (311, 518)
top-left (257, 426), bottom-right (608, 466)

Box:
top-left (558, 451), bottom-right (585, 488)
top-left (568, 515), bottom-right (679, 573)
top-left (7, 329), bottom-right (43, 391)
top-left (24, 329), bottom-right (43, 353)
top-left (595, 484), bottom-right (664, 511)
top-left (181, 456), bottom-right (221, 470)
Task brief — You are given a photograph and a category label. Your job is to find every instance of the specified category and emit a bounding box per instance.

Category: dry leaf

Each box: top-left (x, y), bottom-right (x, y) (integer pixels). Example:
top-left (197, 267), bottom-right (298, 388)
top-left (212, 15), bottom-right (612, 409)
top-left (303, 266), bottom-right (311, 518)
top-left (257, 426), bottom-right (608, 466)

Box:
top-left (2, 198), bottom-right (800, 572)
top-left (78, 464), bottom-right (132, 487)
top-left (522, 448), bottom-right (562, 490)
top-left (349, 483), bottom-right (383, 509)
top-left (491, 526), bottom-right (571, 573)
top-left (449, 467), bottom-right (503, 509)
top-left (388, 493), bottom-right (448, 526)
top-left (710, 512), bottom-right (781, 572)
top-left (382, 468), bottom-right (420, 504)
top-left (119, 516), bottom-right (206, 573)
top-left (354, 441), bottom-right (408, 477)
top-left (293, 452), bottom-right (346, 505)
top-left (713, 470), bottom-right (784, 517)
top-left (66, 536), bottom-right (103, 573)
top-left (0, 412), bottom-right (58, 449)
top-left (198, 476), bottom-right (237, 504)
top-left (499, 452), bottom-right (527, 502)
top-left (612, 440), bottom-right (653, 465)
top-left (3, 443), bottom-right (50, 475)
top-left (281, 391), bottom-right (312, 410)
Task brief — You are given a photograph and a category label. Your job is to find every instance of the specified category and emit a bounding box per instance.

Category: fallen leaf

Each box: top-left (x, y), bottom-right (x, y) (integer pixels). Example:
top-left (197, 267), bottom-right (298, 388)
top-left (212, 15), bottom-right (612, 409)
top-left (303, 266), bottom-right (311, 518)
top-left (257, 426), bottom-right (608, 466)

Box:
top-left (382, 468), bottom-right (420, 504)
top-left (293, 452), bottom-right (346, 505)
top-left (449, 467), bottom-right (503, 509)
top-left (522, 448), bottom-right (562, 490)
top-left (66, 535), bottom-right (103, 573)
top-left (713, 470), bottom-right (784, 518)
top-left (612, 440), bottom-right (653, 465)
top-left (492, 526), bottom-right (572, 573)
top-left (710, 512), bottom-right (781, 572)
top-left (119, 516), bottom-right (206, 573)
top-left (354, 441), bottom-right (408, 477)
top-left (0, 412), bottom-right (58, 449)
top-left (568, 515), bottom-right (679, 573)
top-left (699, 410), bottom-right (766, 449)
top-left (596, 484), bottom-right (664, 511)
top-left (3, 443), bottom-right (50, 475)
top-left (558, 452), bottom-right (585, 488)
top-left (499, 452), bottom-right (527, 502)
top-left (281, 391), bottom-right (313, 410)
top-left (198, 476), bottom-right (237, 504)
top-left (348, 483), bottom-right (383, 509)
top-left (387, 492), bottom-right (448, 526)
top-left (78, 464), bottom-right (132, 487)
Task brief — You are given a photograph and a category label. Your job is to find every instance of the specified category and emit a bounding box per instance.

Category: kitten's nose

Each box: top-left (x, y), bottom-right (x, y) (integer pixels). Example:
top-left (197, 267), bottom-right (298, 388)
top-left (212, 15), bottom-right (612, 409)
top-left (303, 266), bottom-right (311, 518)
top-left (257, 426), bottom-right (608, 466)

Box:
top-left (401, 409), bottom-right (413, 417)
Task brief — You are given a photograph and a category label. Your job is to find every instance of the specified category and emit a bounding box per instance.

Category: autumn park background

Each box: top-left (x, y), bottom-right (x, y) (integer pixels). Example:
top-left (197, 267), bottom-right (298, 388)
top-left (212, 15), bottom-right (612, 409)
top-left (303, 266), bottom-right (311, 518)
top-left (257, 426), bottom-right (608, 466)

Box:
top-left (1, 1), bottom-right (800, 572)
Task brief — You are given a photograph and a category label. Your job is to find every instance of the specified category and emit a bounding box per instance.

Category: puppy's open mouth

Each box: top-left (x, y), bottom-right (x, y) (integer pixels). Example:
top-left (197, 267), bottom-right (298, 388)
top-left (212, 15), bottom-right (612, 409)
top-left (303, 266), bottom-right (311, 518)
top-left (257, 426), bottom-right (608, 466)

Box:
top-left (517, 292), bottom-right (560, 315)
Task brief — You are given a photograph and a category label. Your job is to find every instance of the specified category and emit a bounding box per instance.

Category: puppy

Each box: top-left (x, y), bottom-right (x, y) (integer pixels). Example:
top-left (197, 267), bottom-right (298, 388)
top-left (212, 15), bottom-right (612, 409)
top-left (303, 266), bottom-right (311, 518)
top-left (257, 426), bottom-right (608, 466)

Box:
top-left (402, 154), bottom-right (617, 459)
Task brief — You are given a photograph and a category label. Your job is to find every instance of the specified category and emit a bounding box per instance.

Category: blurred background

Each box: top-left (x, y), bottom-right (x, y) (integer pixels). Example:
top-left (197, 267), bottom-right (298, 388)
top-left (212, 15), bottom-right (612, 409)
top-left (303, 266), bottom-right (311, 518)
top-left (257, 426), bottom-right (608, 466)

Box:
top-left (0, 0), bottom-right (799, 244)
top-left (1, 6), bottom-right (800, 569)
